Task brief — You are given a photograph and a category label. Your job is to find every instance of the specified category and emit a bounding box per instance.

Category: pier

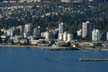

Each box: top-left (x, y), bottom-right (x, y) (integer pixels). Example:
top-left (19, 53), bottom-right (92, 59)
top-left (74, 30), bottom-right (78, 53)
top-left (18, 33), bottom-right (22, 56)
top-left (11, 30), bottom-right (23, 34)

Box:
top-left (80, 58), bottom-right (108, 61)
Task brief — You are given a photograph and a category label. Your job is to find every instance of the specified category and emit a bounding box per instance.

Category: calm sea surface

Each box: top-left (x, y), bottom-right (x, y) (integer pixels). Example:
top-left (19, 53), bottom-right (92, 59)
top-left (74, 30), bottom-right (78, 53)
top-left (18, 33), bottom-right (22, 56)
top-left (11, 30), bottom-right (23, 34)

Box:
top-left (0, 47), bottom-right (108, 72)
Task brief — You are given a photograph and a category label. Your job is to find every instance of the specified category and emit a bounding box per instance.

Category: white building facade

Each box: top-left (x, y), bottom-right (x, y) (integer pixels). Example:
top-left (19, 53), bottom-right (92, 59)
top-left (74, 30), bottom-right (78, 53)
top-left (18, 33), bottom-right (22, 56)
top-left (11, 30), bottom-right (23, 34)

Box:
top-left (19, 0), bottom-right (41, 3)
top-left (82, 21), bottom-right (93, 40)
top-left (92, 29), bottom-right (100, 41)
top-left (61, 0), bottom-right (71, 2)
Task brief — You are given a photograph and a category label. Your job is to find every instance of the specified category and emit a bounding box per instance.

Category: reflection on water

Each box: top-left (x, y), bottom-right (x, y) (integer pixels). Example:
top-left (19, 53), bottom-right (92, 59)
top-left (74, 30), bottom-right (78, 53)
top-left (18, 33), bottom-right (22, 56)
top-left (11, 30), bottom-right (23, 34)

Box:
top-left (0, 47), bottom-right (108, 72)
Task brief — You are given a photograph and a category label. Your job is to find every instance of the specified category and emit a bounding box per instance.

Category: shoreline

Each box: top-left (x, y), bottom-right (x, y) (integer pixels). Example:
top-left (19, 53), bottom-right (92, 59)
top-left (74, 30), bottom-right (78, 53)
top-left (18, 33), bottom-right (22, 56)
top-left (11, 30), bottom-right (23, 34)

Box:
top-left (0, 44), bottom-right (108, 51)
top-left (0, 44), bottom-right (79, 50)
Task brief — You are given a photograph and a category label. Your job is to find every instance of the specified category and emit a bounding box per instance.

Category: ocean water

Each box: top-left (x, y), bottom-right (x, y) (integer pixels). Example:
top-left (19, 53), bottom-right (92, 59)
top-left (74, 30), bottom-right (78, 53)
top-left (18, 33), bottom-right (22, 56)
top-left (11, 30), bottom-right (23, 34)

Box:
top-left (0, 47), bottom-right (108, 72)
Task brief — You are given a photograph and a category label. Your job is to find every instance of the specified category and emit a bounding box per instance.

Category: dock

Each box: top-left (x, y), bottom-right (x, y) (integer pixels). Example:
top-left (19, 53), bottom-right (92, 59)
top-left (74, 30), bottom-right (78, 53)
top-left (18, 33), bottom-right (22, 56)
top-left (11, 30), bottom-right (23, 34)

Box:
top-left (80, 58), bottom-right (108, 61)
